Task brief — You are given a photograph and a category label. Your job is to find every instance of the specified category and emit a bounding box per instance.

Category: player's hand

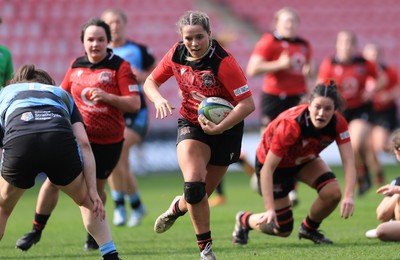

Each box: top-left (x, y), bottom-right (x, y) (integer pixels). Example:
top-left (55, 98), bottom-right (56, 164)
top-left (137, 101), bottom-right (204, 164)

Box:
top-left (278, 50), bottom-right (291, 70)
top-left (89, 88), bottom-right (109, 103)
top-left (377, 184), bottom-right (400, 196)
top-left (340, 197), bottom-right (354, 219)
top-left (154, 98), bottom-right (175, 119)
top-left (198, 115), bottom-right (223, 135)
top-left (88, 190), bottom-right (106, 220)
top-left (256, 210), bottom-right (280, 229)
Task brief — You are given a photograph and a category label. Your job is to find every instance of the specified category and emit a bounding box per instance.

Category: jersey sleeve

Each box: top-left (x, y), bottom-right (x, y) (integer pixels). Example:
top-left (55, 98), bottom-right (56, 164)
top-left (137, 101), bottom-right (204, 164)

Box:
top-left (139, 45), bottom-right (156, 71)
top-left (252, 34), bottom-right (274, 59)
top-left (117, 60), bottom-right (139, 96)
top-left (218, 55), bottom-right (252, 101)
top-left (269, 119), bottom-right (301, 157)
top-left (151, 46), bottom-right (175, 84)
top-left (60, 61), bottom-right (74, 92)
top-left (70, 103), bottom-right (84, 124)
top-left (335, 112), bottom-right (351, 145)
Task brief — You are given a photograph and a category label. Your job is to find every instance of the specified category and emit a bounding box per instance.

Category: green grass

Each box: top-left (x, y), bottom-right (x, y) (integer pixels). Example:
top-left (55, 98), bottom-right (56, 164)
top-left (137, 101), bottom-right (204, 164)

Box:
top-left (2, 165), bottom-right (399, 259)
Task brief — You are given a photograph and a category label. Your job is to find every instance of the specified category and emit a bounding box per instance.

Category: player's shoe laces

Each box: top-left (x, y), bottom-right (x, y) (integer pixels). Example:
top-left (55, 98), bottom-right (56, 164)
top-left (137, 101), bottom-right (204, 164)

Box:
top-left (83, 234), bottom-right (99, 251)
top-left (15, 229), bottom-right (42, 251)
top-left (127, 205), bottom-right (147, 227)
top-left (113, 205), bottom-right (127, 226)
top-left (298, 224), bottom-right (333, 244)
top-left (154, 196), bottom-right (182, 233)
top-left (200, 242), bottom-right (216, 260)
top-left (232, 211), bottom-right (249, 245)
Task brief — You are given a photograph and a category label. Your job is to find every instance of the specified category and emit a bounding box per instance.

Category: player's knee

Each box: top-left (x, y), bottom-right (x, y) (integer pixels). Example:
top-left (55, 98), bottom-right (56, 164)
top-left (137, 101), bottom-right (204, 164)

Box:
top-left (315, 172), bottom-right (341, 203)
top-left (184, 182), bottom-right (206, 204)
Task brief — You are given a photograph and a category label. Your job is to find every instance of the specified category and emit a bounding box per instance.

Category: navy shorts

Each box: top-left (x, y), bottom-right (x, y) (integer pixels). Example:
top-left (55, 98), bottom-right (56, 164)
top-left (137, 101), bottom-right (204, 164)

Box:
top-left (255, 157), bottom-right (307, 199)
top-left (370, 105), bottom-right (398, 131)
top-left (124, 107), bottom-right (149, 138)
top-left (176, 118), bottom-right (244, 166)
top-left (1, 132), bottom-right (82, 189)
top-left (91, 141), bottom-right (123, 179)
top-left (343, 103), bottom-right (372, 123)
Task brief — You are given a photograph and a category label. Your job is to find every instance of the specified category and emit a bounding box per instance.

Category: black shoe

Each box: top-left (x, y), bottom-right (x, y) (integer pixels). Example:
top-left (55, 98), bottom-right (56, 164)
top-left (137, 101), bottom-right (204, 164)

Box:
top-left (83, 234), bottom-right (99, 251)
top-left (298, 225), bottom-right (333, 244)
top-left (103, 252), bottom-right (121, 260)
top-left (358, 173), bottom-right (372, 196)
top-left (15, 229), bottom-right (42, 251)
top-left (232, 211), bottom-right (249, 245)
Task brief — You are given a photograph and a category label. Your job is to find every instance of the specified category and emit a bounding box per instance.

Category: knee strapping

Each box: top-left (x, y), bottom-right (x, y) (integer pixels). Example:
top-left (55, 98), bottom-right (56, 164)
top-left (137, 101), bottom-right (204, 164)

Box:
top-left (260, 206), bottom-right (293, 235)
top-left (184, 182), bottom-right (206, 204)
top-left (314, 172), bottom-right (337, 192)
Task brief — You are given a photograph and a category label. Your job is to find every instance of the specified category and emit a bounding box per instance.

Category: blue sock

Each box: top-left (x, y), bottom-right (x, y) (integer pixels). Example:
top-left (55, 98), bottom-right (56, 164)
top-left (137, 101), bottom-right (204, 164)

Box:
top-left (128, 192), bottom-right (140, 204)
top-left (100, 241), bottom-right (117, 256)
top-left (111, 190), bottom-right (125, 203)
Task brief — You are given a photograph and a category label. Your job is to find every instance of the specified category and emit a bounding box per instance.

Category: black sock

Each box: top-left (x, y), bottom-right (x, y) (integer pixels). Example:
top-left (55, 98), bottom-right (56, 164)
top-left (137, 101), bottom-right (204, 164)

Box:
top-left (196, 231), bottom-right (212, 252)
top-left (33, 213), bottom-right (50, 231)
top-left (302, 216), bottom-right (321, 230)
top-left (173, 199), bottom-right (186, 216)
top-left (114, 200), bottom-right (125, 208)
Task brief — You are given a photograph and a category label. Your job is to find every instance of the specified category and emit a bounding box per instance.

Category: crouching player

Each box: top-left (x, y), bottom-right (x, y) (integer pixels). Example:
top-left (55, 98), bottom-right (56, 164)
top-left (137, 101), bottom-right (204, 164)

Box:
top-left (232, 80), bottom-right (356, 245)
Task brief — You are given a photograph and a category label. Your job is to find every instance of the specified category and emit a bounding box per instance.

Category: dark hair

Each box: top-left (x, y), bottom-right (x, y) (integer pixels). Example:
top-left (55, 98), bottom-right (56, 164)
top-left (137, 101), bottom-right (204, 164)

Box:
top-left (80, 17), bottom-right (111, 43)
top-left (309, 79), bottom-right (344, 111)
top-left (8, 64), bottom-right (55, 85)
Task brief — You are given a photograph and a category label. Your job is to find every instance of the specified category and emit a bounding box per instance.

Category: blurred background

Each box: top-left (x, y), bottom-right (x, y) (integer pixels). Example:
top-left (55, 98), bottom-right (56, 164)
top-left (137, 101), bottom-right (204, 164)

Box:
top-left (1, 0), bottom-right (399, 172)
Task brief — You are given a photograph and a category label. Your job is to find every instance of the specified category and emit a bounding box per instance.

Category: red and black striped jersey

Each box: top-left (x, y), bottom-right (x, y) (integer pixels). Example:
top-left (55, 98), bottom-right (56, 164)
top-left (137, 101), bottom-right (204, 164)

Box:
top-left (256, 104), bottom-right (350, 168)
top-left (151, 39), bottom-right (252, 126)
top-left (61, 50), bottom-right (139, 144)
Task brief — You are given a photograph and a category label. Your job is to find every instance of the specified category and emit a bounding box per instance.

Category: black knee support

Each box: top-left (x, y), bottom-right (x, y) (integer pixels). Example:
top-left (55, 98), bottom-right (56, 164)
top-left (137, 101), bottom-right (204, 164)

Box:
top-left (260, 206), bottom-right (293, 234)
top-left (313, 171), bottom-right (337, 192)
top-left (184, 182), bottom-right (206, 204)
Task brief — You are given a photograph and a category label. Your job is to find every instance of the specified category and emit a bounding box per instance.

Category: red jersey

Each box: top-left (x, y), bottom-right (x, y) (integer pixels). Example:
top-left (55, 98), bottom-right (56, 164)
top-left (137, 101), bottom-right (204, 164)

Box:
top-left (252, 33), bottom-right (311, 96)
top-left (369, 64), bottom-right (399, 111)
top-left (151, 39), bottom-right (252, 126)
top-left (61, 51), bottom-right (139, 144)
top-left (256, 104), bottom-right (350, 168)
top-left (318, 56), bottom-right (377, 109)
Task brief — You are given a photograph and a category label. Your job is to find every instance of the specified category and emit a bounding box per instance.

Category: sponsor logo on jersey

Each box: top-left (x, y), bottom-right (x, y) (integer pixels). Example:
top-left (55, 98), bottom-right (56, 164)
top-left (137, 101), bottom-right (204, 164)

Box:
top-left (129, 84), bottom-right (139, 92)
top-left (340, 130), bottom-right (350, 140)
top-left (20, 112), bottom-right (34, 121)
top-left (99, 71), bottom-right (113, 84)
top-left (233, 84), bottom-right (249, 96)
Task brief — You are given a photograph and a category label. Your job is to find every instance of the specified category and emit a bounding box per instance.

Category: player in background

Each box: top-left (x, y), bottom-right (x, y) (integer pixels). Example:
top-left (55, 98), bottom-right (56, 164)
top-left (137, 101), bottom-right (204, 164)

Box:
top-left (362, 42), bottom-right (400, 186)
top-left (15, 17), bottom-right (140, 252)
top-left (0, 64), bottom-right (121, 260)
top-left (143, 11), bottom-right (255, 260)
top-left (0, 16), bottom-right (13, 88)
top-left (317, 30), bottom-right (387, 196)
top-left (246, 7), bottom-right (313, 206)
top-left (365, 129), bottom-right (400, 241)
top-left (102, 8), bottom-right (156, 227)
top-left (232, 80), bottom-right (356, 246)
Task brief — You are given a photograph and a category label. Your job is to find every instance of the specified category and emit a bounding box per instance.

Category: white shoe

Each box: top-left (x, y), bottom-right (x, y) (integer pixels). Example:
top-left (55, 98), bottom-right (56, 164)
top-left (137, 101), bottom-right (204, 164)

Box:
top-left (365, 228), bottom-right (378, 239)
top-left (127, 206), bottom-right (147, 227)
top-left (288, 190), bottom-right (299, 207)
top-left (154, 196), bottom-right (181, 233)
top-left (113, 206), bottom-right (127, 226)
top-left (200, 242), bottom-right (216, 260)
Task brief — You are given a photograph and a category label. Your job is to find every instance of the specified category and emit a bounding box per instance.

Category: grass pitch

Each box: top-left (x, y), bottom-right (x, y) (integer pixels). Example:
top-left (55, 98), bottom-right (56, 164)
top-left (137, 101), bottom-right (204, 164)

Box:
top-left (2, 165), bottom-right (399, 259)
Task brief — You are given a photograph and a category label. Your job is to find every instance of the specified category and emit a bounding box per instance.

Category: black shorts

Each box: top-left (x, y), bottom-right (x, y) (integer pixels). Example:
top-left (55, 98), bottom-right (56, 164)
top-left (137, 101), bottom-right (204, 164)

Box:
top-left (1, 132), bottom-right (82, 189)
top-left (124, 107), bottom-right (149, 138)
top-left (370, 105), bottom-right (398, 131)
top-left (342, 103), bottom-right (372, 123)
top-left (261, 93), bottom-right (303, 125)
top-left (255, 157), bottom-right (307, 199)
top-left (91, 141), bottom-right (123, 179)
top-left (176, 118), bottom-right (244, 166)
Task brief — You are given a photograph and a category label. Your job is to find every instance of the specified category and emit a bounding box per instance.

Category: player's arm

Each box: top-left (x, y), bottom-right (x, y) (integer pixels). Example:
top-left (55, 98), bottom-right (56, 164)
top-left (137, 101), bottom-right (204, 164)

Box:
top-left (71, 122), bottom-right (105, 220)
top-left (246, 52), bottom-right (291, 77)
top-left (337, 141), bottom-right (356, 218)
top-left (143, 74), bottom-right (174, 119)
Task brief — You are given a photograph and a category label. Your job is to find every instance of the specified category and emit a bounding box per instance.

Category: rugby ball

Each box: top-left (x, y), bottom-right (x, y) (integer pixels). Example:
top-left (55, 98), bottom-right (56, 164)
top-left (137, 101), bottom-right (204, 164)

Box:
top-left (198, 97), bottom-right (234, 124)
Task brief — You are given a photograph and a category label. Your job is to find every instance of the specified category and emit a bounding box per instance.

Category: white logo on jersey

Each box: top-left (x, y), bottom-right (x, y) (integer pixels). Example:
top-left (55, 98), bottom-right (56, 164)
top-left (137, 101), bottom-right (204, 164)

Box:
top-left (233, 84), bottom-right (249, 96)
top-left (81, 88), bottom-right (97, 106)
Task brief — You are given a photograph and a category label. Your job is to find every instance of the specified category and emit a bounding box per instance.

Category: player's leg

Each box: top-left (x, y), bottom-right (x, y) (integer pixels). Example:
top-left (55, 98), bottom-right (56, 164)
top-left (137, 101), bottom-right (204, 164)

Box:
top-left (16, 178), bottom-right (60, 250)
top-left (0, 176), bottom-right (25, 240)
top-left (59, 172), bottom-right (119, 259)
top-left (296, 157), bottom-right (340, 244)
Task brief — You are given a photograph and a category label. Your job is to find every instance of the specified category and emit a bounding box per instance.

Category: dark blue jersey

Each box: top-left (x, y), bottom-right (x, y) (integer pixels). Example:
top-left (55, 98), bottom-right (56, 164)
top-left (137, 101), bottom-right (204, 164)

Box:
top-left (0, 82), bottom-right (83, 145)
